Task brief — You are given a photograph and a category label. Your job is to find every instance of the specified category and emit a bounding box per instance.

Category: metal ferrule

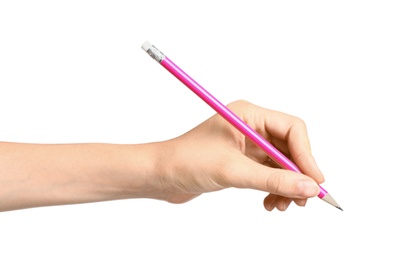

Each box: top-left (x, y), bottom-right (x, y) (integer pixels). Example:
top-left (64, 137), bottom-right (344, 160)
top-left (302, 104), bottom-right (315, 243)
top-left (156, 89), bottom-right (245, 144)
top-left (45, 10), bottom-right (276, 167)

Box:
top-left (146, 45), bottom-right (165, 63)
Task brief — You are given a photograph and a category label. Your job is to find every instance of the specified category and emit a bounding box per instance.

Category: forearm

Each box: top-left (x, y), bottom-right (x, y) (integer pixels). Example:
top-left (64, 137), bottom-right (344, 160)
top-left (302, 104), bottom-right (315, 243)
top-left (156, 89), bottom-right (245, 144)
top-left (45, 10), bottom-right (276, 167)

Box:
top-left (0, 142), bottom-right (161, 211)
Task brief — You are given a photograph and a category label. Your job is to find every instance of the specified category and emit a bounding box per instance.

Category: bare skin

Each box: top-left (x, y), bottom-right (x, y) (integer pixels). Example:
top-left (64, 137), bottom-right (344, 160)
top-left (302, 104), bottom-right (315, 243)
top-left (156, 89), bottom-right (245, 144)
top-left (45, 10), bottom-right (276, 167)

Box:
top-left (0, 100), bottom-right (324, 212)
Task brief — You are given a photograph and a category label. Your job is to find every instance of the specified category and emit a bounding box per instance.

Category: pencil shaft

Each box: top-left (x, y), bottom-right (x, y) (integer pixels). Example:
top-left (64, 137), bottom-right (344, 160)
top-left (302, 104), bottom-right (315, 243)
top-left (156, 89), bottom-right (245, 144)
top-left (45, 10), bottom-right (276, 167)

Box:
top-left (162, 60), bottom-right (299, 171)
top-left (160, 57), bottom-right (328, 199)
top-left (141, 42), bottom-right (343, 209)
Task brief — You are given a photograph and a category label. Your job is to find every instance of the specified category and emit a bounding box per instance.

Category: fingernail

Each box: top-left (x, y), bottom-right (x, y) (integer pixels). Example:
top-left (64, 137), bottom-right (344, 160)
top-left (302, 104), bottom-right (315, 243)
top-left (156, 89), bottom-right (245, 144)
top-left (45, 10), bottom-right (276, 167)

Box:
top-left (297, 180), bottom-right (319, 197)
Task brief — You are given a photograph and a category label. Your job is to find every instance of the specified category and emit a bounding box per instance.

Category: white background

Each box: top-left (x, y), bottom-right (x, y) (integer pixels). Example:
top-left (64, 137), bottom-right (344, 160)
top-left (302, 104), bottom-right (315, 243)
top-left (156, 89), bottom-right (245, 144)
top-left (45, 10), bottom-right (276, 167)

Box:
top-left (0, 1), bottom-right (392, 259)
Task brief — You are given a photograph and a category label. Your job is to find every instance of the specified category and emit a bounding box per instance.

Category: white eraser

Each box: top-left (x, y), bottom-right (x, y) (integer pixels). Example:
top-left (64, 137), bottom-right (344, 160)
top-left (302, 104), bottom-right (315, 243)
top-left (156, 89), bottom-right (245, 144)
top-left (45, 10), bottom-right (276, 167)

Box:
top-left (141, 41), bottom-right (152, 52)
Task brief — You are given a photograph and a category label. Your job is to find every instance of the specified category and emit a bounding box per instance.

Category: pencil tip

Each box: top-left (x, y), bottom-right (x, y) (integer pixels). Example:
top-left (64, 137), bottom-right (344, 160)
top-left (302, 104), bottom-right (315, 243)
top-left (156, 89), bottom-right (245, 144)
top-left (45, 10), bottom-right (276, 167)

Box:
top-left (321, 193), bottom-right (342, 211)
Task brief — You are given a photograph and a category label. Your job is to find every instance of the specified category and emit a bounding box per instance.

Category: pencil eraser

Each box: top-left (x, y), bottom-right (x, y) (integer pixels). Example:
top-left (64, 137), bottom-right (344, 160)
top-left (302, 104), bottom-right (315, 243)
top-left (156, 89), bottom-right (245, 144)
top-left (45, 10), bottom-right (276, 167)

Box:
top-left (141, 41), bottom-right (152, 52)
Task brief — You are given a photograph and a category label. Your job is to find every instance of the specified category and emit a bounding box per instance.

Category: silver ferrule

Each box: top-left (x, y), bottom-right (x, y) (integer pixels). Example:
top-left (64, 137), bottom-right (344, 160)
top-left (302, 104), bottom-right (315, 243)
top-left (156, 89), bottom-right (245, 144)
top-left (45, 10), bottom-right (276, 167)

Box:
top-left (145, 44), bottom-right (165, 63)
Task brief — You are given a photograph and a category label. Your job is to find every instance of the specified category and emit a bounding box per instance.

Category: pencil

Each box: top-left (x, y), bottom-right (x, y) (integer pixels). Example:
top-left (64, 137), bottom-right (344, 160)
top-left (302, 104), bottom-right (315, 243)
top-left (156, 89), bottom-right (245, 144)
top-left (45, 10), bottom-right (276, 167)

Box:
top-left (141, 41), bottom-right (342, 211)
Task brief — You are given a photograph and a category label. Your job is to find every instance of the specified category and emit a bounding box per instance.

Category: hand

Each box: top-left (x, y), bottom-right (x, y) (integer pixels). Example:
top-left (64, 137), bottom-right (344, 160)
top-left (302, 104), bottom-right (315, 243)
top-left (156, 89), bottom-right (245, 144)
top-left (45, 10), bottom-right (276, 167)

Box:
top-left (154, 100), bottom-right (324, 211)
top-left (0, 100), bottom-right (324, 212)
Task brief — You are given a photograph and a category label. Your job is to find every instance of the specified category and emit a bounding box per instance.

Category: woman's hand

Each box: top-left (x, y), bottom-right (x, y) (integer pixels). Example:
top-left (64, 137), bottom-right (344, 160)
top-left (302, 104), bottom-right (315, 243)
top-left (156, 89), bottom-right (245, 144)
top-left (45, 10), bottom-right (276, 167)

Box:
top-left (155, 100), bottom-right (324, 211)
top-left (0, 100), bottom-right (324, 212)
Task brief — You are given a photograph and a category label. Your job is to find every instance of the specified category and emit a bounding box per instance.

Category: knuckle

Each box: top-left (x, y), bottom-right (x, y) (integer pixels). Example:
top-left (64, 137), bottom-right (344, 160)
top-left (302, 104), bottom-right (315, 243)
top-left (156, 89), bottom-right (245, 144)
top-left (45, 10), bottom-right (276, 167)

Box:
top-left (227, 100), bottom-right (251, 110)
top-left (292, 116), bottom-right (306, 129)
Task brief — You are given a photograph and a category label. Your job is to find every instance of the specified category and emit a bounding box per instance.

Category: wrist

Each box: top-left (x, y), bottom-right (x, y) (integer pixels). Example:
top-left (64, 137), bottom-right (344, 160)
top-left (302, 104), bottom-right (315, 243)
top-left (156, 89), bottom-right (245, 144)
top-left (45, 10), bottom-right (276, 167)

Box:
top-left (110, 142), bottom-right (164, 200)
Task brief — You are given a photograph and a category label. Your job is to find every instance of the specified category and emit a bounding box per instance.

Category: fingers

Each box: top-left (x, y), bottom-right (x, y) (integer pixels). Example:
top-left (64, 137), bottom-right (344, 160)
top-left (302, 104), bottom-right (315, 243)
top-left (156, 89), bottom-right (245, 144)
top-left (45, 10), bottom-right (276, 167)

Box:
top-left (227, 100), bottom-right (324, 184)
top-left (187, 100), bottom-right (325, 212)
top-left (264, 194), bottom-right (292, 211)
top-left (264, 109), bottom-right (325, 184)
top-left (225, 155), bottom-right (320, 199)
top-left (264, 194), bottom-right (308, 211)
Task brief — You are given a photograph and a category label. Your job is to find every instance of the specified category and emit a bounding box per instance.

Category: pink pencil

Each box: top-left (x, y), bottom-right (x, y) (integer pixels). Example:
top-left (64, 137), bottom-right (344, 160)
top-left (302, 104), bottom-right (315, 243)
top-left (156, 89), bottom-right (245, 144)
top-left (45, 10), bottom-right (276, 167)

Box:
top-left (142, 41), bottom-right (342, 210)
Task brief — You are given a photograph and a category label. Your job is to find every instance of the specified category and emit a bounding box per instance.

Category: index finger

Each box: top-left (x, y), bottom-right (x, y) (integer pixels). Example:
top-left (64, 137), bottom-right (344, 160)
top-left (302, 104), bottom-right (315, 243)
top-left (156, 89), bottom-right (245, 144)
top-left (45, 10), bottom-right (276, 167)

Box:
top-left (264, 110), bottom-right (325, 184)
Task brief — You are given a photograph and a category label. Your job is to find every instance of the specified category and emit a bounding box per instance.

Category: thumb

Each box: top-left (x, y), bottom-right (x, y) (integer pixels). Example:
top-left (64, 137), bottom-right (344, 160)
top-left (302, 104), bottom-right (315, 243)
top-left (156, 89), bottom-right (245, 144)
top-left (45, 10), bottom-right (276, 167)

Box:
top-left (229, 157), bottom-right (320, 199)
